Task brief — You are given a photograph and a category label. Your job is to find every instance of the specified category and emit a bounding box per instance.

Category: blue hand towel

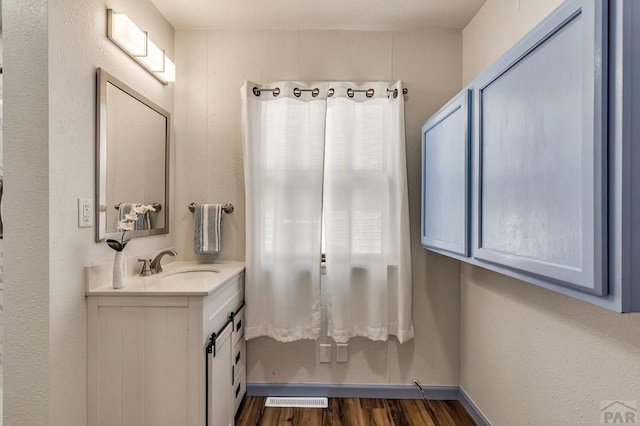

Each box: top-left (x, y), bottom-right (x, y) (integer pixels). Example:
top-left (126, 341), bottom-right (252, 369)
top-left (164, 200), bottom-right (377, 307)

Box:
top-left (194, 204), bottom-right (223, 255)
top-left (118, 203), bottom-right (151, 231)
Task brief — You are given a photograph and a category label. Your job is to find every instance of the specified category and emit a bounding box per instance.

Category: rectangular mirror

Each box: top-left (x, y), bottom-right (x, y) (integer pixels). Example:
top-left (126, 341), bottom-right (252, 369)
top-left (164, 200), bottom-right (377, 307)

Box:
top-left (95, 68), bottom-right (170, 241)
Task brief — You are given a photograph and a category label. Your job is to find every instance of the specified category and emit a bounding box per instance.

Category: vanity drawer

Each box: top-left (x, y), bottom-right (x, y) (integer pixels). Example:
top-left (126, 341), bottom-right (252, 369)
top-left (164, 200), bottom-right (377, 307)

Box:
top-left (232, 304), bottom-right (245, 347)
top-left (232, 339), bottom-right (246, 385)
top-left (233, 368), bottom-right (246, 413)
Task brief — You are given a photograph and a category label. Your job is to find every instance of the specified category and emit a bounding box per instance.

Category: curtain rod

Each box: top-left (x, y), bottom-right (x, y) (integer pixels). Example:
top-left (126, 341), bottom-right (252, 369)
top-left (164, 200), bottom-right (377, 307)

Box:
top-left (252, 86), bottom-right (408, 99)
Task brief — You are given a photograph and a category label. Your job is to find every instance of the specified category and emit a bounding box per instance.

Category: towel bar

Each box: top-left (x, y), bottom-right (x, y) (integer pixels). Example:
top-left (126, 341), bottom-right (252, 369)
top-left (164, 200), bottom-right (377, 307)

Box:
top-left (188, 202), bottom-right (234, 214)
top-left (114, 202), bottom-right (162, 212)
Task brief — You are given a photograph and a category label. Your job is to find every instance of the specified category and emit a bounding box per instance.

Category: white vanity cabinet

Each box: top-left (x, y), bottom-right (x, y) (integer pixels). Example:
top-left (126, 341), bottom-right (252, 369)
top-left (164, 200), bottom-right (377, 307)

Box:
top-left (86, 266), bottom-right (245, 426)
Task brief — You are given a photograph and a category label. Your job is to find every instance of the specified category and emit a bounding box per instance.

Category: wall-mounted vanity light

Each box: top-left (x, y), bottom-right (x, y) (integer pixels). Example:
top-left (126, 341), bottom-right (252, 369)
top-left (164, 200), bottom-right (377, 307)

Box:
top-left (107, 9), bottom-right (176, 85)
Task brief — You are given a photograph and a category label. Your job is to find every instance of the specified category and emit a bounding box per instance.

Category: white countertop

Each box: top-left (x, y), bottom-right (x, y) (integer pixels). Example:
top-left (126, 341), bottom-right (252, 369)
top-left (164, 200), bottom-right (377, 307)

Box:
top-left (86, 261), bottom-right (245, 296)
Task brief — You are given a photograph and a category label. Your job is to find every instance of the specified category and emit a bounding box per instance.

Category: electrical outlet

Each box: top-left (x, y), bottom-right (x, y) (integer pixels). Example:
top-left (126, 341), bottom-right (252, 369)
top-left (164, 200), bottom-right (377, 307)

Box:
top-left (336, 343), bottom-right (348, 363)
top-left (78, 198), bottom-right (93, 228)
top-left (319, 343), bottom-right (332, 363)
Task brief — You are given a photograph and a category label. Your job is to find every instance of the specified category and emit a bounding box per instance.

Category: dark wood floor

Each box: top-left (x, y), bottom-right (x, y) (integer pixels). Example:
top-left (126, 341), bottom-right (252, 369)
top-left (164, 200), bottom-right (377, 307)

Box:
top-left (235, 396), bottom-right (476, 426)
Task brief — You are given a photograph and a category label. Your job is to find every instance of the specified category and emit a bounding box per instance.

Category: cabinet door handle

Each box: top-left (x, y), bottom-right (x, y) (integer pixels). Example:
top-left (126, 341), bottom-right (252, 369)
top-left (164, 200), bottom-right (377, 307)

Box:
top-left (232, 365), bottom-right (235, 382)
top-left (235, 383), bottom-right (241, 397)
top-left (235, 351), bottom-right (241, 364)
top-left (236, 320), bottom-right (242, 332)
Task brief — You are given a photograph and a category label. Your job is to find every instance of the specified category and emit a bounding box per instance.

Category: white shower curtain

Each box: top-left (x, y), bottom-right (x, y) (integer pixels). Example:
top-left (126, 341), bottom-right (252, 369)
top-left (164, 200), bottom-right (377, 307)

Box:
top-left (324, 82), bottom-right (413, 343)
top-left (242, 80), bottom-right (413, 344)
top-left (242, 81), bottom-right (328, 341)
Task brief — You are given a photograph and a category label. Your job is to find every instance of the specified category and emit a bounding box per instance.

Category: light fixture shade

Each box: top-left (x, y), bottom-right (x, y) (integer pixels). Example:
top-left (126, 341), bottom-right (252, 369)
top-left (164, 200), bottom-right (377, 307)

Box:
top-left (138, 38), bottom-right (165, 72)
top-left (108, 10), bottom-right (147, 57)
top-left (106, 9), bottom-right (175, 85)
top-left (156, 56), bottom-right (176, 83)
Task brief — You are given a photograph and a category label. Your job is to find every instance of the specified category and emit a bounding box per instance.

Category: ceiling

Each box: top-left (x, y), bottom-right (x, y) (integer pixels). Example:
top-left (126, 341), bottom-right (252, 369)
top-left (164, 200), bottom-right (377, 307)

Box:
top-left (150, 0), bottom-right (487, 32)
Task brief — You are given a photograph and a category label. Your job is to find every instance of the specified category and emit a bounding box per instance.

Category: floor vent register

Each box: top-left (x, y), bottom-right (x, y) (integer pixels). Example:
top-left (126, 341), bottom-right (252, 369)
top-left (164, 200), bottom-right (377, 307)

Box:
top-left (265, 397), bottom-right (328, 408)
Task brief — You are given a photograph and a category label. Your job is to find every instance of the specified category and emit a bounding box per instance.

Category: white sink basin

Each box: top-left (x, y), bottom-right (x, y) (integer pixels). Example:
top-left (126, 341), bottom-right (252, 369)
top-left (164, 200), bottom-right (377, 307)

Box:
top-left (148, 267), bottom-right (221, 288)
top-left (161, 269), bottom-right (220, 279)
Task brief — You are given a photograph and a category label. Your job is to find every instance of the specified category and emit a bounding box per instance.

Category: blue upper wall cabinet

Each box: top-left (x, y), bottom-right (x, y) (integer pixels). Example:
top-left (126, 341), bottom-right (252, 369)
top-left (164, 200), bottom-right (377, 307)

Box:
top-left (421, 0), bottom-right (640, 311)
top-left (474, 0), bottom-right (607, 295)
top-left (421, 90), bottom-right (471, 257)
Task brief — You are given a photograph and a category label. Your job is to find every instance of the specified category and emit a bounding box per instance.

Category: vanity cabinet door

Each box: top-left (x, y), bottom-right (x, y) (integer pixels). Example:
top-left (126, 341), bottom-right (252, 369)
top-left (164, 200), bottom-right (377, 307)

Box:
top-left (421, 89), bottom-right (472, 257)
top-left (474, 0), bottom-right (607, 294)
top-left (87, 297), bottom-right (191, 426)
top-left (208, 322), bottom-right (233, 426)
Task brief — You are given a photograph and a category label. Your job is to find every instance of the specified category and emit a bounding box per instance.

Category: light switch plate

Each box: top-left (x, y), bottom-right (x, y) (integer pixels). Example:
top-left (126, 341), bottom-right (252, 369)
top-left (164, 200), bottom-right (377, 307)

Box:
top-left (319, 343), bottom-right (332, 363)
top-left (78, 198), bottom-right (93, 228)
top-left (336, 343), bottom-right (348, 363)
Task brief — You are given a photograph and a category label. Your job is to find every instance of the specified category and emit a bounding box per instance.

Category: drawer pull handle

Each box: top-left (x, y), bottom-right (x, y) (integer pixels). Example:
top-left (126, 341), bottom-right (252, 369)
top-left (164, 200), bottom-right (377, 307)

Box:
top-left (236, 320), bottom-right (242, 332)
top-left (235, 383), bottom-right (241, 397)
top-left (236, 351), bottom-right (241, 364)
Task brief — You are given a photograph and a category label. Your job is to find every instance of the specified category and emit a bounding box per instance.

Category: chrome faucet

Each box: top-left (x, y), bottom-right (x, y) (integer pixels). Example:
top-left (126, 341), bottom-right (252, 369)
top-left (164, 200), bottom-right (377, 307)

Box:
top-left (149, 249), bottom-right (178, 274)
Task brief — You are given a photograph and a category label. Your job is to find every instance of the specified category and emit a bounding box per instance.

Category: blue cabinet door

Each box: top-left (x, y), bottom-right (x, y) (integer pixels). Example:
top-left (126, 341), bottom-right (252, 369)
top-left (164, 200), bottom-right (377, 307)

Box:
top-left (473, 0), bottom-right (607, 294)
top-left (421, 89), bottom-right (471, 257)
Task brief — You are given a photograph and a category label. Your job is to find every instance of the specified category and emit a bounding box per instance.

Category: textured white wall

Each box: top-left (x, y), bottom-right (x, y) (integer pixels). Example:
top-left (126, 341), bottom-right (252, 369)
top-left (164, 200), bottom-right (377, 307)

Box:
top-left (0, 31), bottom-right (5, 396)
top-left (174, 30), bottom-right (464, 386)
top-left (4, 1), bottom-right (50, 422)
top-left (461, 266), bottom-right (640, 425)
top-left (5, 0), bottom-right (174, 424)
top-left (462, 0), bottom-right (564, 85)
top-left (461, 1), bottom-right (640, 424)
